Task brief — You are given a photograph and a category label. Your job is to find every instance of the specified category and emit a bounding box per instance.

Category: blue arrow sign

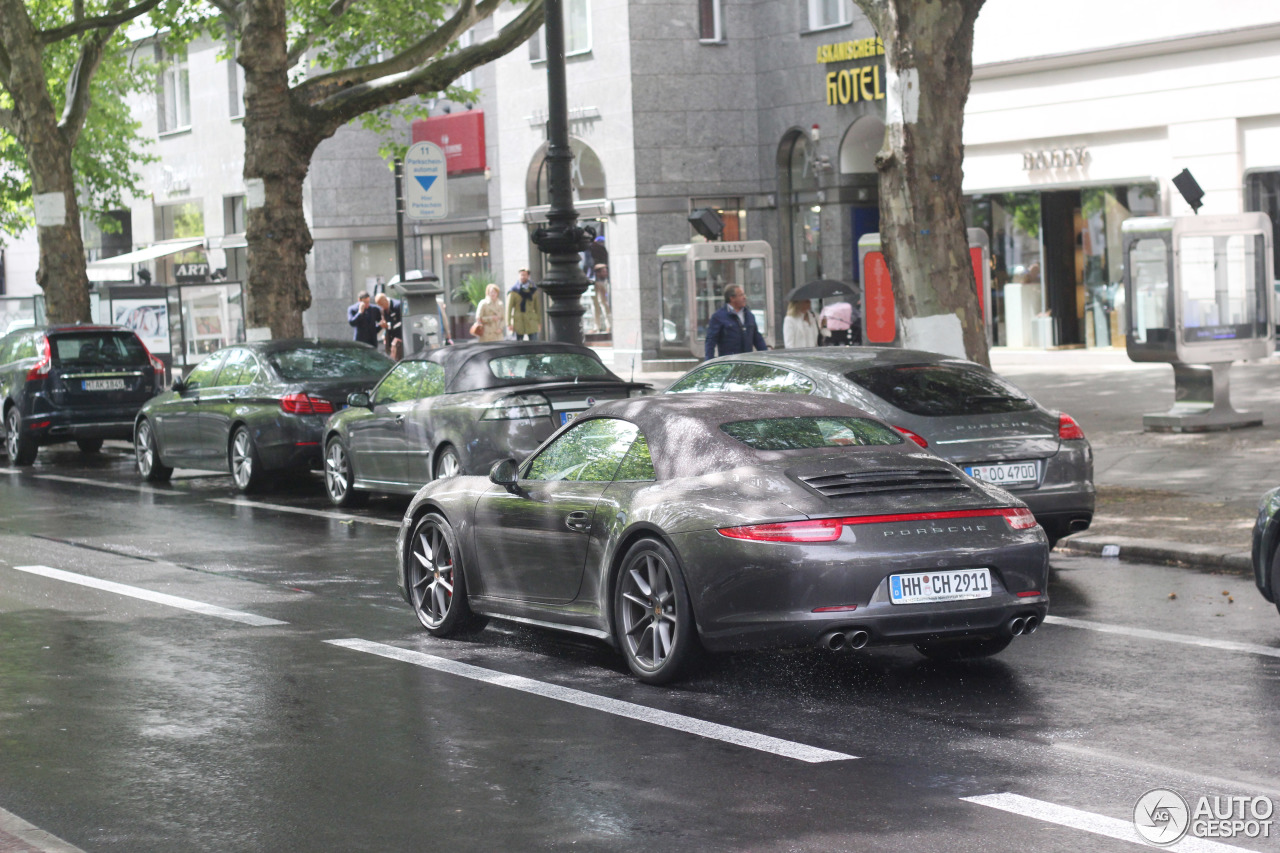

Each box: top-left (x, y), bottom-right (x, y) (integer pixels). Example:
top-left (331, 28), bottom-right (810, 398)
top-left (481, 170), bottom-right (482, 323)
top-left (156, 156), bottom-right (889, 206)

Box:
top-left (414, 175), bottom-right (437, 193)
top-left (404, 141), bottom-right (448, 221)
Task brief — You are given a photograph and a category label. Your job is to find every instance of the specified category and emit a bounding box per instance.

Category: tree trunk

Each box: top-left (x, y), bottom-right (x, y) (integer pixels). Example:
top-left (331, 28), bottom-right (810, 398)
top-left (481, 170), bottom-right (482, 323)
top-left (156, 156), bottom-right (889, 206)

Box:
top-left (0, 0), bottom-right (92, 324)
top-left (240, 0), bottom-right (318, 340)
top-left (857, 0), bottom-right (988, 366)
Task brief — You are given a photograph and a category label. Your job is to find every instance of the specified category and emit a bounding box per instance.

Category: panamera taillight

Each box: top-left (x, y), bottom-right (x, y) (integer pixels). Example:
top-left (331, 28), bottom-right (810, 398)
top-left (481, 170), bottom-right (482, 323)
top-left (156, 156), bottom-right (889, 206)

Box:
top-left (718, 507), bottom-right (1038, 542)
top-left (1058, 413), bottom-right (1085, 440)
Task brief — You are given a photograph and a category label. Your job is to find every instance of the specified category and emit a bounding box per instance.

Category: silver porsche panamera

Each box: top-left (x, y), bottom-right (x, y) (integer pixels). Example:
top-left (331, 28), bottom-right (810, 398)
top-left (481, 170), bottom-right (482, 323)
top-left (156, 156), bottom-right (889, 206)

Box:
top-left (396, 393), bottom-right (1050, 684)
top-left (666, 348), bottom-right (1095, 546)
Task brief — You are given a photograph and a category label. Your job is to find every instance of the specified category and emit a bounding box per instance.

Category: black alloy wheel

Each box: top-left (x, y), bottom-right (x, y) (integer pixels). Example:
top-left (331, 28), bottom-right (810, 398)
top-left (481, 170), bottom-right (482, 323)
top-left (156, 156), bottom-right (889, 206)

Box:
top-left (134, 419), bottom-right (173, 483)
top-left (324, 436), bottom-right (365, 507)
top-left (406, 513), bottom-right (484, 635)
top-left (4, 407), bottom-right (36, 466)
top-left (614, 538), bottom-right (698, 685)
top-left (229, 425), bottom-right (264, 493)
top-left (914, 634), bottom-right (1013, 661)
top-left (76, 438), bottom-right (104, 453)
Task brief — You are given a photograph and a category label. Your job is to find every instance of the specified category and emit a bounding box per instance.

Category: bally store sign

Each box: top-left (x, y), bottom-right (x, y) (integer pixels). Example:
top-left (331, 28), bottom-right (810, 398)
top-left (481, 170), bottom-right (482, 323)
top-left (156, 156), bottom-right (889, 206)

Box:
top-left (1023, 146), bottom-right (1089, 171)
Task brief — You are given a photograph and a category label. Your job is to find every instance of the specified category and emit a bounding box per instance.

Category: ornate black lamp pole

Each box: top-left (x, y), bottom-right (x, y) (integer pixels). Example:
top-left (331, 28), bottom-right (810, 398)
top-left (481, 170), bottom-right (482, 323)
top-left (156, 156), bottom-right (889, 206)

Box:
top-left (531, 0), bottom-right (590, 344)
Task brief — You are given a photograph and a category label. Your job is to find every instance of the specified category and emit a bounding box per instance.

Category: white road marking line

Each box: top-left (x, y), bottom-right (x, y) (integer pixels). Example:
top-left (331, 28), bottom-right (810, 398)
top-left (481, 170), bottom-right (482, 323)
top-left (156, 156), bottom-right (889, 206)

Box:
top-left (209, 497), bottom-right (400, 528)
top-left (1051, 743), bottom-right (1280, 800)
top-left (0, 467), bottom-right (24, 474)
top-left (327, 638), bottom-right (855, 764)
top-left (962, 793), bottom-right (1255, 852)
top-left (1044, 615), bottom-right (1280, 659)
top-left (12, 565), bottom-right (286, 626)
top-left (34, 473), bottom-right (166, 492)
top-left (0, 806), bottom-right (87, 853)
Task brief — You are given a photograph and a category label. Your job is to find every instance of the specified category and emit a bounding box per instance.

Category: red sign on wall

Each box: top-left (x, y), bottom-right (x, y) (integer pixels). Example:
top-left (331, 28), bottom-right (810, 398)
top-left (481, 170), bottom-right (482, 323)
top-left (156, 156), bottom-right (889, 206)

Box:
top-left (970, 246), bottom-right (985, 315)
top-left (863, 251), bottom-right (896, 344)
top-left (411, 112), bottom-right (486, 175)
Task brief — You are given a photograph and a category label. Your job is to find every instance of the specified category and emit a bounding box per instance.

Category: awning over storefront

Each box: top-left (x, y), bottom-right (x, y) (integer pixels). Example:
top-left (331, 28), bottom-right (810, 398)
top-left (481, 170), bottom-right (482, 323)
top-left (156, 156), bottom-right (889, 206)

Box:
top-left (86, 238), bottom-right (206, 282)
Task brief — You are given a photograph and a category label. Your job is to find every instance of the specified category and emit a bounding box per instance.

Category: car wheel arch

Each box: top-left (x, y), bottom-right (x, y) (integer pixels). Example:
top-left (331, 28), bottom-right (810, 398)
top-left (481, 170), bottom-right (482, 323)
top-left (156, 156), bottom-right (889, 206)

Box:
top-left (602, 524), bottom-right (700, 646)
top-left (433, 442), bottom-right (461, 477)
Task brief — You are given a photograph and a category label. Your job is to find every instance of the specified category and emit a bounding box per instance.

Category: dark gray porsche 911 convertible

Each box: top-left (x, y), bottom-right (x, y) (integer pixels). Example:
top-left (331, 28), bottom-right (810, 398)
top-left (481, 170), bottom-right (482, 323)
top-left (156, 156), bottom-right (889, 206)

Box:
top-left (396, 393), bottom-right (1050, 684)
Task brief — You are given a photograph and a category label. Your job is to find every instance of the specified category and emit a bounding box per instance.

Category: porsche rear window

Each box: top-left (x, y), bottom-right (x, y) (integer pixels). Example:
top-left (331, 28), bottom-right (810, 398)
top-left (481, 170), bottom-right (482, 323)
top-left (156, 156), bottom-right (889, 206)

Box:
top-left (721, 417), bottom-right (903, 451)
top-left (844, 363), bottom-right (1035, 416)
top-left (488, 352), bottom-right (609, 381)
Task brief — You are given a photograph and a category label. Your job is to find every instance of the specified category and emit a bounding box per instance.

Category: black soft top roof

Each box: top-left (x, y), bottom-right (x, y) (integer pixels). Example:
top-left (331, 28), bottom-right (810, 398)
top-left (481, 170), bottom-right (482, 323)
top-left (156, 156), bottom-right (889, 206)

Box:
top-left (413, 341), bottom-right (623, 392)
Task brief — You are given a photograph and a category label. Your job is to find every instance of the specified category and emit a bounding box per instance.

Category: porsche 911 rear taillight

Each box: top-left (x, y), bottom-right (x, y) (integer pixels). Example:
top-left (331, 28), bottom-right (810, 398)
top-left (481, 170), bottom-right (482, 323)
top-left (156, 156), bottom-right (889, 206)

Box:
top-left (718, 507), bottom-right (1039, 542)
top-left (1058, 413), bottom-right (1085, 440)
top-left (26, 336), bottom-right (51, 381)
top-left (281, 393), bottom-right (335, 415)
top-left (997, 507), bottom-right (1038, 529)
top-left (893, 425), bottom-right (928, 447)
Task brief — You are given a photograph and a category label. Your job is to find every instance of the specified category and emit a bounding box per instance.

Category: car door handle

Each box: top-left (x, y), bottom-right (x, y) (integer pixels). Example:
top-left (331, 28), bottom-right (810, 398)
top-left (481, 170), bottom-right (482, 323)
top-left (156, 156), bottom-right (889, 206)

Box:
top-left (565, 511), bottom-right (592, 533)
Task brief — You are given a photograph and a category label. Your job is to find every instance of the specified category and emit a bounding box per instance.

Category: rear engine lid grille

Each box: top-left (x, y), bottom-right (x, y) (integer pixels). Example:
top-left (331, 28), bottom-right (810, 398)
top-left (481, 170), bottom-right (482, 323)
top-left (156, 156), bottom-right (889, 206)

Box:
top-left (798, 468), bottom-right (969, 499)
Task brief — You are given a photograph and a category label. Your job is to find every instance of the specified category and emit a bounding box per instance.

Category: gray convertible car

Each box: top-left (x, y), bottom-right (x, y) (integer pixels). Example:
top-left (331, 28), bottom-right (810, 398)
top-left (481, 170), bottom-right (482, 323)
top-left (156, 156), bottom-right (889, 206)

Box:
top-left (322, 341), bottom-right (649, 505)
top-left (666, 348), bottom-right (1094, 546)
top-left (396, 393), bottom-right (1050, 684)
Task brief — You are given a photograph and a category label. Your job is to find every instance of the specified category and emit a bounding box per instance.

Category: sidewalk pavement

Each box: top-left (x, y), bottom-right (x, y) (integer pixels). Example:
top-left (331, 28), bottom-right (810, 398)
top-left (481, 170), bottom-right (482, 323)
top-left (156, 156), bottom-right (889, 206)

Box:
top-left (615, 345), bottom-right (1280, 576)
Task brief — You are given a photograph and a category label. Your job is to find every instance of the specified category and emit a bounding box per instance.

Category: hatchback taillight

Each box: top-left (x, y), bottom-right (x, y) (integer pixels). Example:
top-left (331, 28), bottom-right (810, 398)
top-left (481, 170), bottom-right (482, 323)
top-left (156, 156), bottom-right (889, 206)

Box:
top-left (281, 393), bottom-right (335, 415)
top-left (1058, 413), bottom-right (1085, 440)
top-left (893, 425), bottom-right (928, 448)
top-left (26, 336), bottom-right (51, 381)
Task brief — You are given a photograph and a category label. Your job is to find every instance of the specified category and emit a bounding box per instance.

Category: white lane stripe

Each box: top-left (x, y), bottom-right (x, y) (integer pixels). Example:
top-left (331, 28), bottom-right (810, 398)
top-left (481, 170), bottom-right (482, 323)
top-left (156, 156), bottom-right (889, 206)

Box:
top-left (12, 565), bottom-right (286, 626)
top-left (209, 497), bottom-right (400, 528)
top-left (0, 467), bottom-right (24, 474)
top-left (963, 793), bottom-right (1255, 853)
top-left (1044, 615), bottom-right (1280, 659)
top-left (34, 473), bottom-right (167, 493)
top-left (327, 638), bottom-right (855, 764)
top-left (0, 806), bottom-right (87, 853)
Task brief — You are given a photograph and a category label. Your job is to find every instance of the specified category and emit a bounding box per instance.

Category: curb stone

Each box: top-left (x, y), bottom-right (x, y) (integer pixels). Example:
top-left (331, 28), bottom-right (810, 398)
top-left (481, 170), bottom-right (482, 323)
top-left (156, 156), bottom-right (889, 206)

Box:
top-left (1056, 533), bottom-right (1252, 574)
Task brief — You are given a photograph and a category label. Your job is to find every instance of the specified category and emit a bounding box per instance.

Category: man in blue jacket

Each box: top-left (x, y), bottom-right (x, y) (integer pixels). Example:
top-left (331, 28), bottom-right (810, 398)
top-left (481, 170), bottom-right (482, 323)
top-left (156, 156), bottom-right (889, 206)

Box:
top-left (705, 284), bottom-right (768, 360)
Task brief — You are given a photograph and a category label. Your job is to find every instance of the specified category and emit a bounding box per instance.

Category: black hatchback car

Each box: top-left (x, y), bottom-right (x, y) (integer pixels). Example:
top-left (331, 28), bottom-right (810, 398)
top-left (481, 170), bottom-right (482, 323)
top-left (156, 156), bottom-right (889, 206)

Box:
top-left (134, 339), bottom-right (393, 491)
top-left (0, 324), bottom-right (166, 465)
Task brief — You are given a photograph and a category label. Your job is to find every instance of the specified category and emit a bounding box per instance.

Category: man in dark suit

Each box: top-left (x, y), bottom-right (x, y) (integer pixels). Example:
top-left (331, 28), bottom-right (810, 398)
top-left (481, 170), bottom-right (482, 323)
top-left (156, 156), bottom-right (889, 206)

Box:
top-left (705, 284), bottom-right (768, 360)
top-left (347, 291), bottom-right (382, 346)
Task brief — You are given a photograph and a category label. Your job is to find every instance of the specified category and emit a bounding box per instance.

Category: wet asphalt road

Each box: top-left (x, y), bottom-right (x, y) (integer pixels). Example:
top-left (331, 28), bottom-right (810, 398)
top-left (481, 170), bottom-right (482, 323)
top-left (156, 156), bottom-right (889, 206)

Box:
top-left (2, 445), bottom-right (1279, 853)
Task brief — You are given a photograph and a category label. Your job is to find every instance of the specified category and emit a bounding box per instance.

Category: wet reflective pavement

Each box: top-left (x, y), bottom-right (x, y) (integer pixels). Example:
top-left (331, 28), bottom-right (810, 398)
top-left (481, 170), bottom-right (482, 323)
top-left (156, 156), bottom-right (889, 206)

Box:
top-left (2, 444), bottom-right (1279, 852)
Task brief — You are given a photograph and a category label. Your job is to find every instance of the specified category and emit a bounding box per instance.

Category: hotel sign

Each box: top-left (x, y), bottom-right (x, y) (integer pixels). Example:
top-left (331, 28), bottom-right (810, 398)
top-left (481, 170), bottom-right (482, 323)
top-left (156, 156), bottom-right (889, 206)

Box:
top-left (817, 37), bottom-right (886, 107)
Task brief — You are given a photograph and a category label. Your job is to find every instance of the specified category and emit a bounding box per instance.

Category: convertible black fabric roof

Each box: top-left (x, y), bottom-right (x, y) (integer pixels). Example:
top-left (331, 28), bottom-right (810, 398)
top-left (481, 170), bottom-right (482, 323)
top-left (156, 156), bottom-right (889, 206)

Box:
top-left (417, 341), bottom-right (623, 392)
top-left (587, 392), bottom-right (909, 480)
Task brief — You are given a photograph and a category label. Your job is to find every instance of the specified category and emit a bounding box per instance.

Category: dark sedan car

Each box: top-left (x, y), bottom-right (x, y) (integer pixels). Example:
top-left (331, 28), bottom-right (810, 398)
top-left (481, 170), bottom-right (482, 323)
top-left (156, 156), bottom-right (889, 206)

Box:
top-left (396, 393), bottom-right (1050, 684)
top-left (321, 341), bottom-right (649, 505)
top-left (134, 339), bottom-right (393, 491)
top-left (1, 324), bottom-right (165, 465)
top-left (1250, 487), bottom-right (1280, 617)
top-left (666, 348), bottom-right (1094, 545)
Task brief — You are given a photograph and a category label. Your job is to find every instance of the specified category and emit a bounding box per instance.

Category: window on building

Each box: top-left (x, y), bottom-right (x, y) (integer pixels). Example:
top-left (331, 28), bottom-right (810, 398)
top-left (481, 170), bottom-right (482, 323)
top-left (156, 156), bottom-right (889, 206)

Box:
top-left (529, 0), bottom-right (592, 61)
top-left (804, 0), bottom-right (853, 31)
top-left (1245, 170), bottom-right (1280, 280)
top-left (532, 138), bottom-right (606, 205)
top-left (157, 47), bottom-right (191, 133)
top-left (228, 47), bottom-right (246, 119)
top-left (699, 0), bottom-right (724, 42)
top-left (224, 196), bottom-right (246, 236)
top-left (82, 211), bottom-right (132, 262)
top-left (154, 201), bottom-right (206, 284)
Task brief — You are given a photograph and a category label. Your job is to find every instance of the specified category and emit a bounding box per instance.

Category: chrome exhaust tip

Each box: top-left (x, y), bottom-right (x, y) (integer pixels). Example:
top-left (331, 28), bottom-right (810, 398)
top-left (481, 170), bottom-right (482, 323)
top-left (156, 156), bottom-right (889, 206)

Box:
top-left (847, 630), bottom-right (870, 650)
top-left (819, 631), bottom-right (847, 651)
top-left (1022, 614), bottom-right (1040, 634)
top-left (1009, 616), bottom-right (1027, 636)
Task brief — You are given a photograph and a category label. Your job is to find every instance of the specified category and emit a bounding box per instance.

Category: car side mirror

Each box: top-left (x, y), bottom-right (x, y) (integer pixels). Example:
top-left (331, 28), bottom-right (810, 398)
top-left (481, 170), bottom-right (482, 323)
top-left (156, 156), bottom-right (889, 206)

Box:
top-left (489, 458), bottom-right (520, 491)
top-left (347, 391), bottom-right (371, 408)
top-left (171, 378), bottom-right (188, 394)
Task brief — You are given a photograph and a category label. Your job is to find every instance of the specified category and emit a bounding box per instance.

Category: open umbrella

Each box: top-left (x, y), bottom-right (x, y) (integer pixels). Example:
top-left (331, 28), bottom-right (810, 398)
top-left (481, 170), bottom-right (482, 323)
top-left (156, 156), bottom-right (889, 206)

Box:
top-left (787, 279), bottom-right (858, 302)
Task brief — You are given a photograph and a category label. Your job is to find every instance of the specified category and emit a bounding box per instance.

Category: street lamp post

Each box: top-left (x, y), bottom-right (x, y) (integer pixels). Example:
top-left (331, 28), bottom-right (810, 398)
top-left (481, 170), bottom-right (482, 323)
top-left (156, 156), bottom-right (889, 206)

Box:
top-left (531, 0), bottom-right (590, 344)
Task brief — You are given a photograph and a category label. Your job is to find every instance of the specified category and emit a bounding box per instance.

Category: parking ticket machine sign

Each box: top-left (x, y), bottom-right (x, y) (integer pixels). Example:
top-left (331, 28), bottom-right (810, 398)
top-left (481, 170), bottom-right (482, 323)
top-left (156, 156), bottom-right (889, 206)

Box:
top-left (405, 141), bottom-right (448, 221)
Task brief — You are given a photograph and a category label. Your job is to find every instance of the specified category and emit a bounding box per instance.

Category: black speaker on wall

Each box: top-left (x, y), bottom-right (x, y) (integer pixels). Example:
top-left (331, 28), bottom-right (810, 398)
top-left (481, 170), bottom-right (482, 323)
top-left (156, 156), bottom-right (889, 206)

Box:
top-left (689, 208), bottom-right (725, 241)
top-left (1172, 168), bottom-right (1204, 213)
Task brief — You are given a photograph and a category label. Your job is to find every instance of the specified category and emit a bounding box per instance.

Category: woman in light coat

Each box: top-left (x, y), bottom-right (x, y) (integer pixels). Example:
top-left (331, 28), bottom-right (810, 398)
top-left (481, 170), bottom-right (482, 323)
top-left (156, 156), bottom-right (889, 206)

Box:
top-left (783, 299), bottom-right (819, 349)
top-left (475, 284), bottom-right (506, 342)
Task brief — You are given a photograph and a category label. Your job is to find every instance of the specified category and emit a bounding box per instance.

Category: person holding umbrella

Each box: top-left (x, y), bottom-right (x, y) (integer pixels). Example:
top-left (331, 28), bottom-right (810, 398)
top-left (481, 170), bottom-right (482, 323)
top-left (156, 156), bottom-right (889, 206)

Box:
top-left (784, 299), bottom-right (819, 348)
top-left (788, 279), bottom-right (860, 346)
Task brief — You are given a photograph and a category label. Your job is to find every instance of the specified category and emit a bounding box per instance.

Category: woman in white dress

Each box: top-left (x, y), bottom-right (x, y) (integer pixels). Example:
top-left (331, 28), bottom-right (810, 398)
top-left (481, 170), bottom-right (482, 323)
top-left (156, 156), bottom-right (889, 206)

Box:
top-left (783, 299), bottom-right (819, 349)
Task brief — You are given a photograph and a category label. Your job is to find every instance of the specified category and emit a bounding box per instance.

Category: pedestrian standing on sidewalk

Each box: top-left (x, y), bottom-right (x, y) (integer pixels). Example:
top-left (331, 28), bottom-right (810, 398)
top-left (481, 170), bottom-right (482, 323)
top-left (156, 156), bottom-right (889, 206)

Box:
top-left (783, 299), bottom-right (819, 349)
top-left (704, 284), bottom-right (767, 360)
top-left (508, 268), bottom-right (543, 341)
top-left (819, 300), bottom-right (853, 346)
top-left (474, 284), bottom-right (506, 342)
top-left (374, 292), bottom-right (404, 360)
top-left (347, 291), bottom-right (382, 347)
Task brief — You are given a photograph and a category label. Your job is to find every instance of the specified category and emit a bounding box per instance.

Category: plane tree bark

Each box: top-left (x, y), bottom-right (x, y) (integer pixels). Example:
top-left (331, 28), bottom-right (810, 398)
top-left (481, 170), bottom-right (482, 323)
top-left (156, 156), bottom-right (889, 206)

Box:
top-left (852, 0), bottom-right (989, 366)
top-left (208, 0), bottom-right (544, 339)
top-left (0, 0), bottom-right (165, 323)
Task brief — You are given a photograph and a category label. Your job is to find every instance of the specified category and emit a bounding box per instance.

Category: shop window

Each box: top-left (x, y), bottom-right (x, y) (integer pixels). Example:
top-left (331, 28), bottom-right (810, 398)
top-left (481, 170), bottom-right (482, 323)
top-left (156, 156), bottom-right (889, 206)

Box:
top-left (529, 0), bottom-right (591, 61)
top-left (154, 202), bottom-right (206, 284)
top-left (157, 47), bottom-right (191, 133)
top-left (699, 0), bottom-right (724, 42)
top-left (1245, 170), bottom-right (1280, 280)
top-left (804, 0), bottom-right (852, 31)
